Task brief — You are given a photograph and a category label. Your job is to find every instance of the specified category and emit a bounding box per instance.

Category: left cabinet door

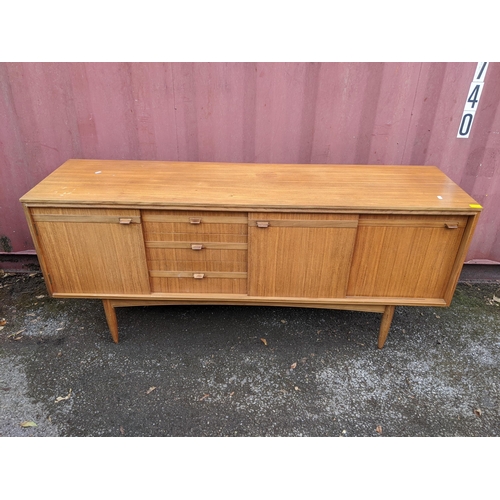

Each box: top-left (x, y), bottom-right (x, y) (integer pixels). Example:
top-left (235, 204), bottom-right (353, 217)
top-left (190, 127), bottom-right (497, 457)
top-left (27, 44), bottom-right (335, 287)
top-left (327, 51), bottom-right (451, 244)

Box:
top-left (29, 208), bottom-right (151, 295)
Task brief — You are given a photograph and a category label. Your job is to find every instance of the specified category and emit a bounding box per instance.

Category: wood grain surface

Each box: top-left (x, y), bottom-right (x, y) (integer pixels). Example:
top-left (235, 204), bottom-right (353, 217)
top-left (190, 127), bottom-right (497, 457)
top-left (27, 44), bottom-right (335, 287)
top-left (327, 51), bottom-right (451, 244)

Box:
top-left (20, 160), bottom-right (481, 212)
top-left (347, 215), bottom-right (468, 298)
top-left (31, 208), bottom-right (150, 295)
top-left (249, 213), bottom-right (358, 298)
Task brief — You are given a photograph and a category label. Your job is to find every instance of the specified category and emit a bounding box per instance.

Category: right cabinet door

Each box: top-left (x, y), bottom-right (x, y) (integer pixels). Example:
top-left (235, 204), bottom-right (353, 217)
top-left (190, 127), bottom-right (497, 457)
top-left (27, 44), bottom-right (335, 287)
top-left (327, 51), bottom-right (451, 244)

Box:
top-left (347, 215), bottom-right (468, 299)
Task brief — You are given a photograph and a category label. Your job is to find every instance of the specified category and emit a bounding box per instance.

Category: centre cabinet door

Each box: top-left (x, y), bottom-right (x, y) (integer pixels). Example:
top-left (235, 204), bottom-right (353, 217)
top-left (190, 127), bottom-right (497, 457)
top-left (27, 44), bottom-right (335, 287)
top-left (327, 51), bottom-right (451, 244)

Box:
top-left (248, 213), bottom-right (358, 298)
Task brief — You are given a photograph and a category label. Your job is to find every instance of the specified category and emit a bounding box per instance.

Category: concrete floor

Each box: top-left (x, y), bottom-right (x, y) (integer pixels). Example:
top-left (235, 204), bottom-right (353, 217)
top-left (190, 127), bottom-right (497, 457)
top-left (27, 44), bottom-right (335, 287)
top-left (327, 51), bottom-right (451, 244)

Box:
top-left (0, 270), bottom-right (499, 437)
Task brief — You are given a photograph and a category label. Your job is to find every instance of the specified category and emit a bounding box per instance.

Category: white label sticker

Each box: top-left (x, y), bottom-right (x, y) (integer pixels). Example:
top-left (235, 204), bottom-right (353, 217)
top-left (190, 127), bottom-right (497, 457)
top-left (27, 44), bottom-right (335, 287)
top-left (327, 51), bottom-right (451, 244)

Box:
top-left (473, 62), bottom-right (489, 82)
top-left (457, 110), bottom-right (476, 138)
top-left (457, 63), bottom-right (487, 138)
top-left (464, 82), bottom-right (484, 111)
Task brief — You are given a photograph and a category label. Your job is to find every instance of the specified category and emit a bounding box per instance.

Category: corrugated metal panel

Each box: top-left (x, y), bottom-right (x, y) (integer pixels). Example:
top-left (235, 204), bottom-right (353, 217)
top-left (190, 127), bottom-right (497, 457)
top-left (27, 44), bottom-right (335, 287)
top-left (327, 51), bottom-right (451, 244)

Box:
top-left (1, 62), bottom-right (499, 261)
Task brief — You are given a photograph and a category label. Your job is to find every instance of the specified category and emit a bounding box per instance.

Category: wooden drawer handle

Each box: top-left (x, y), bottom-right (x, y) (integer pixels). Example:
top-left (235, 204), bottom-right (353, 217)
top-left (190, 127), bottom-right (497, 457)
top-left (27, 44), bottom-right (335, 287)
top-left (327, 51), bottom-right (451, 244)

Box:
top-left (189, 217), bottom-right (202, 224)
top-left (256, 221), bottom-right (270, 228)
top-left (444, 222), bottom-right (459, 229)
top-left (193, 273), bottom-right (205, 279)
top-left (119, 218), bottom-right (133, 225)
top-left (191, 244), bottom-right (204, 250)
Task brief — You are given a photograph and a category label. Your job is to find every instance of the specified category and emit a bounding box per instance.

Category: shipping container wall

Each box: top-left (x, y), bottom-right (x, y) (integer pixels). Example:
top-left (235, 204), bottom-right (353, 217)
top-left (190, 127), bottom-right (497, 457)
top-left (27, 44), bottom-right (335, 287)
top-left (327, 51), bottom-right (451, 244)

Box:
top-left (0, 62), bottom-right (499, 262)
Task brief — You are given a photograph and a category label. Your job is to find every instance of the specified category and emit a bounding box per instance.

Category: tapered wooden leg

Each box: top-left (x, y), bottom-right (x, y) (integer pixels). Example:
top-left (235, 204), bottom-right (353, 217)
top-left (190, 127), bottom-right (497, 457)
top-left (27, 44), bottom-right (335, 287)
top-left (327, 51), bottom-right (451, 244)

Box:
top-left (103, 299), bottom-right (119, 343)
top-left (378, 305), bottom-right (395, 349)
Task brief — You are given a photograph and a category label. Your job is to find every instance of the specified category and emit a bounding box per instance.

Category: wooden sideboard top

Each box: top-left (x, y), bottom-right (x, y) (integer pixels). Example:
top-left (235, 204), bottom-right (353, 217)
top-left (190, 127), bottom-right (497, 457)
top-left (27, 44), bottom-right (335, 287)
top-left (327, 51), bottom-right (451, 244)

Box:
top-left (20, 159), bottom-right (481, 213)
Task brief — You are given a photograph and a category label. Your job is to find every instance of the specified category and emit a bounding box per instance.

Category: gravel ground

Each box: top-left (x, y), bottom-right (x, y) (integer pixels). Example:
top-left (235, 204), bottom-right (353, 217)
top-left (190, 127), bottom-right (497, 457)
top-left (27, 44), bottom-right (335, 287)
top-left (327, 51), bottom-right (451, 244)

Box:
top-left (1, 271), bottom-right (499, 438)
top-left (2, 270), bottom-right (498, 497)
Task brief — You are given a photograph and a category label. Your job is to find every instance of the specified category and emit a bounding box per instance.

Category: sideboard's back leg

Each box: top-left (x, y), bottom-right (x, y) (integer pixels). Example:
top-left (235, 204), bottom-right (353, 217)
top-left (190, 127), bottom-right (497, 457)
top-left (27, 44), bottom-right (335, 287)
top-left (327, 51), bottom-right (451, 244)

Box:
top-left (103, 299), bottom-right (119, 343)
top-left (378, 305), bottom-right (395, 349)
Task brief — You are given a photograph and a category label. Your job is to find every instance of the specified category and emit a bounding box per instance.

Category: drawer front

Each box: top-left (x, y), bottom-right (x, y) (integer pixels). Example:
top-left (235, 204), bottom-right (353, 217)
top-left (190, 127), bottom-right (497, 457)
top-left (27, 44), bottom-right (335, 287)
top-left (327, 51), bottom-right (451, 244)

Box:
top-left (150, 270), bottom-right (247, 294)
top-left (146, 247), bottom-right (247, 269)
top-left (142, 210), bottom-right (248, 294)
top-left (142, 210), bottom-right (248, 239)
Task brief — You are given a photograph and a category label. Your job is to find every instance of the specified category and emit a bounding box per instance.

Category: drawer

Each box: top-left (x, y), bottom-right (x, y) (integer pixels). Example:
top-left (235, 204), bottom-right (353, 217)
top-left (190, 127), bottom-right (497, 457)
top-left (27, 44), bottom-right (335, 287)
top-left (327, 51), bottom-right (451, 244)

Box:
top-left (150, 271), bottom-right (247, 294)
top-left (144, 232), bottom-right (247, 243)
top-left (146, 247), bottom-right (247, 267)
top-left (142, 210), bottom-right (248, 240)
top-left (148, 260), bottom-right (246, 272)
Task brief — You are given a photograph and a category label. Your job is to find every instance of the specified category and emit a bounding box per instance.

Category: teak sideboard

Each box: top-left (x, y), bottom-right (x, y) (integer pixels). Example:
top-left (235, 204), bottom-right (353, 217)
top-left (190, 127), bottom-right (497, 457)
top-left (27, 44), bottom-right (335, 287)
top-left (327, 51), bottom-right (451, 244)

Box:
top-left (20, 160), bottom-right (482, 348)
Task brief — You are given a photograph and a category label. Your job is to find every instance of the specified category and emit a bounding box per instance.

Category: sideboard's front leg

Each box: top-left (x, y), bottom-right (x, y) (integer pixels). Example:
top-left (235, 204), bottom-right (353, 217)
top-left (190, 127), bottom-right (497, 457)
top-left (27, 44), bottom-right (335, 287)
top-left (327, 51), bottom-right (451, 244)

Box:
top-left (378, 305), bottom-right (395, 349)
top-left (103, 299), bottom-right (119, 343)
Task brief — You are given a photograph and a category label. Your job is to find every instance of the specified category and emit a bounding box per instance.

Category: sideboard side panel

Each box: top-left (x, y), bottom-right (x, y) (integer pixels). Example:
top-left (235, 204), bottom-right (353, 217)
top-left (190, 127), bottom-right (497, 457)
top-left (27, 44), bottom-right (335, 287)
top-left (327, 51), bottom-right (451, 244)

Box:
top-left (443, 213), bottom-right (481, 305)
top-left (22, 204), bottom-right (54, 295)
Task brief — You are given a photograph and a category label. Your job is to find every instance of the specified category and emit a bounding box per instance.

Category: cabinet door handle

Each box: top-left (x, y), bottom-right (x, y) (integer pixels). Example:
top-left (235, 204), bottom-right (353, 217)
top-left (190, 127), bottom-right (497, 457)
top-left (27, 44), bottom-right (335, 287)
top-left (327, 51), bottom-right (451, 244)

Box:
top-left (256, 221), bottom-right (270, 228)
top-left (444, 222), bottom-right (459, 229)
top-left (189, 217), bottom-right (201, 224)
top-left (193, 273), bottom-right (205, 279)
top-left (119, 218), bottom-right (132, 224)
top-left (191, 244), bottom-right (203, 250)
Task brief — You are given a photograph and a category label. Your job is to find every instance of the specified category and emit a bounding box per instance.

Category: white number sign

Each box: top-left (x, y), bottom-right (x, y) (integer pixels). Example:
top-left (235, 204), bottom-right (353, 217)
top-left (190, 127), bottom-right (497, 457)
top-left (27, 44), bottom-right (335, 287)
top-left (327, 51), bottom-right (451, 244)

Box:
top-left (457, 62), bottom-right (488, 138)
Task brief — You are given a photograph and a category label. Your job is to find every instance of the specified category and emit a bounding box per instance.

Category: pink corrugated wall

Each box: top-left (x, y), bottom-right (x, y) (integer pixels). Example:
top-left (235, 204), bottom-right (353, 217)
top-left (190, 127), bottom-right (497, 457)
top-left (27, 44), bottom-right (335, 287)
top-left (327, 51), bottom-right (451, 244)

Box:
top-left (1, 62), bottom-right (499, 262)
